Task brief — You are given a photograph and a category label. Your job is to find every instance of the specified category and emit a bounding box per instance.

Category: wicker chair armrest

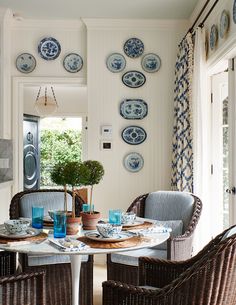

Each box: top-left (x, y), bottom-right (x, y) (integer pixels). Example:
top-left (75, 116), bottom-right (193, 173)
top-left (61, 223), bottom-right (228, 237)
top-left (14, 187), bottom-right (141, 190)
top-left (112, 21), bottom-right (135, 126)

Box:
top-left (126, 193), bottom-right (148, 217)
top-left (139, 256), bottom-right (192, 287)
top-left (0, 269), bottom-right (46, 305)
top-left (0, 251), bottom-right (16, 276)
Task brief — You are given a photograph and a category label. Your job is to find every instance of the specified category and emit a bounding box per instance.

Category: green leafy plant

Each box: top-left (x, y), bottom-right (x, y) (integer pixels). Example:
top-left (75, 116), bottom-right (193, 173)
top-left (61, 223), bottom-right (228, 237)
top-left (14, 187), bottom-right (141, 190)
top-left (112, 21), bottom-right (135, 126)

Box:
top-left (79, 160), bottom-right (105, 214)
top-left (51, 161), bottom-right (83, 217)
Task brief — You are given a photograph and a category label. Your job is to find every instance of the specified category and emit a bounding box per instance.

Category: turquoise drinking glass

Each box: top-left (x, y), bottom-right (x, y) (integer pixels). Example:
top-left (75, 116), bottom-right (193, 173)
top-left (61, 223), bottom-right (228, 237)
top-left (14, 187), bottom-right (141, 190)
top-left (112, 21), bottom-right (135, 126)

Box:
top-left (109, 209), bottom-right (121, 225)
top-left (32, 206), bottom-right (44, 229)
top-left (53, 211), bottom-right (67, 238)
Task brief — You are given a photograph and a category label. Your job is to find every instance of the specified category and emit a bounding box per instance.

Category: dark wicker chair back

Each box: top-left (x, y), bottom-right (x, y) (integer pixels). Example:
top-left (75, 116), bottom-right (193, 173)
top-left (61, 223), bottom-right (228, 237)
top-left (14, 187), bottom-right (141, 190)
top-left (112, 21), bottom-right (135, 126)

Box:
top-left (10, 189), bottom-right (93, 305)
top-left (103, 225), bottom-right (236, 305)
top-left (107, 191), bottom-right (202, 285)
top-left (0, 251), bottom-right (45, 305)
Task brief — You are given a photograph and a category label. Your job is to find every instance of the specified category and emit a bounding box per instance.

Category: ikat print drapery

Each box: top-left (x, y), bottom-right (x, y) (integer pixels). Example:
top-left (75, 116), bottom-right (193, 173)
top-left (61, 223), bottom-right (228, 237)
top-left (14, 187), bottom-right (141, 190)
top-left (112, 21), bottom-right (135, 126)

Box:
top-left (171, 32), bottom-right (194, 192)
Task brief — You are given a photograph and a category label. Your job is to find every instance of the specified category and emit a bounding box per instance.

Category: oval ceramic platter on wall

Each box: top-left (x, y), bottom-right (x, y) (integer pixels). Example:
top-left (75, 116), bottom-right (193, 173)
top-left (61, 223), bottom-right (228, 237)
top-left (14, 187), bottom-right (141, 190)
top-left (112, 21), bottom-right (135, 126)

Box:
top-left (63, 53), bottom-right (83, 73)
top-left (122, 126), bottom-right (147, 145)
top-left (38, 37), bottom-right (61, 60)
top-left (209, 24), bottom-right (218, 50)
top-left (122, 71), bottom-right (146, 88)
top-left (106, 53), bottom-right (126, 72)
top-left (123, 152), bottom-right (144, 172)
top-left (124, 38), bottom-right (144, 58)
top-left (16, 53), bottom-right (36, 73)
top-left (219, 10), bottom-right (230, 39)
top-left (120, 99), bottom-right (148, 120)
top-left (233, 0), bottom-right (236, 24)
top-left (141, 53), bottom-right (161, 73)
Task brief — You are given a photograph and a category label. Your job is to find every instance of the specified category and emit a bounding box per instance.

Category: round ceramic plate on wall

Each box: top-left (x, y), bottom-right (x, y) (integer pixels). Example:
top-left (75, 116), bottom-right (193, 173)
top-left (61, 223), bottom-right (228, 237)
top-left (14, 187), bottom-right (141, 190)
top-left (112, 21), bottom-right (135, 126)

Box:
top-left (209, 24), bottom-right (218, 50)
top-left (16, 53), bottom-right (36, 73)
top-left (219, 10), bottom-right (230, 39)
top-left (123, 152), bottom-right (144, 172)
top-left (106, 53), bottom-right (126, 73)
top-left (123, 38), bottom-right (144, 58)
top-left (63, 53), bottom-right (83, 73)
top-left (38, 37), bottom-right (61, 60)
top-left (141, 53), bottom-right (161, 73)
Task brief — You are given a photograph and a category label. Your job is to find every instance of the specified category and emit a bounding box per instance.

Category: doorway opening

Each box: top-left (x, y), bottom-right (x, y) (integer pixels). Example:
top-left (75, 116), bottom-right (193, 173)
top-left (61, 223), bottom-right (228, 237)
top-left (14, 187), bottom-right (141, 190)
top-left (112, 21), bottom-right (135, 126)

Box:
top-left (40, 117), bottom-right (82, 188)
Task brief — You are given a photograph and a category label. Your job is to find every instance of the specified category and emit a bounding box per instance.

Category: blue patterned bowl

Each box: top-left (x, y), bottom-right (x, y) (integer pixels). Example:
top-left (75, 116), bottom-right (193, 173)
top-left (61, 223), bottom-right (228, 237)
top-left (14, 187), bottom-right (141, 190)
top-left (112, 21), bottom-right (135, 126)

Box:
top-left (4, 219), bottom-right (30, 234)
top-left (96, 223), bottom-right (122, 238)
top-left (121, 212), bottom-right (136, 224)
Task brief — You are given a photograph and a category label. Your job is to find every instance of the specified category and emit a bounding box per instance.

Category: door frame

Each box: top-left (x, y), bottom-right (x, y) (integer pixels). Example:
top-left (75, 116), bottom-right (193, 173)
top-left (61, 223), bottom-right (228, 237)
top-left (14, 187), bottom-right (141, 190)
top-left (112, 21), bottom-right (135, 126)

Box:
top-left (12, 76), bottom-right (87, 194)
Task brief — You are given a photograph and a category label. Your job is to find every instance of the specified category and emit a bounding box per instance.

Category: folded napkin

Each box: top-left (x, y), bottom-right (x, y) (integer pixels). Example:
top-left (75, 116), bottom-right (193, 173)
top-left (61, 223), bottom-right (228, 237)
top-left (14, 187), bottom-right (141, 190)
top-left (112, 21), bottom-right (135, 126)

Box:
top-left (48, 237), bottom-right (89, 252)
top-left (129, 225), bottom-right (172, 237)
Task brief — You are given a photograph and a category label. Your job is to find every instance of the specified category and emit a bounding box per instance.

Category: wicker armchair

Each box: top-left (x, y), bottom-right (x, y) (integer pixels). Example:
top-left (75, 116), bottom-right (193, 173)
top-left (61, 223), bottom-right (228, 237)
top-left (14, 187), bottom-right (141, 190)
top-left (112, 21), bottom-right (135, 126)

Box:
top-left (10, 189), bottom-right (93, 305)
top-left (107, 191), bottom-right (202, 285)
top-left (0, 251), bottom-right (46, 305)
top-left (103, 225), bottom-right (236, 305)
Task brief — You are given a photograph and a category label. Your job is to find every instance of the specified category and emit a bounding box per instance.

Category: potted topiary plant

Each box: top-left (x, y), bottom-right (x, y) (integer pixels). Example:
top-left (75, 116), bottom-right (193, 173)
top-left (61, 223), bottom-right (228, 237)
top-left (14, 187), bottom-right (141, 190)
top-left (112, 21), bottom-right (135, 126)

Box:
top-left (79, 160), bottom-right (105, 230)
top-left (51, 161), bottom-right (83, 235)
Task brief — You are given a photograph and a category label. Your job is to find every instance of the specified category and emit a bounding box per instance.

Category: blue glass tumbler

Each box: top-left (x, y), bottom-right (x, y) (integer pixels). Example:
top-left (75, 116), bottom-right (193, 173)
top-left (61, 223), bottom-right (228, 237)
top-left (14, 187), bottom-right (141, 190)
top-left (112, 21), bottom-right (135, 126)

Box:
top-left (109, 209), bottom-right (121, 225)
top-left (32, 206), bottom-right (44, 229)
top-left (53, 211), bottom-right (67, 238)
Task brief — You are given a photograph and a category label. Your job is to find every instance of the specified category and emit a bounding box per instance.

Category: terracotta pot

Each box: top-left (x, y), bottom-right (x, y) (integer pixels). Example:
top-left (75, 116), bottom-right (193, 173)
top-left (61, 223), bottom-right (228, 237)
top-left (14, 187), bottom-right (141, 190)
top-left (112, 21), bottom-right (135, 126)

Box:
top-left (66, 216), bottom-right (82, 235)
top-left (80, 211), bottom-right (101, 230)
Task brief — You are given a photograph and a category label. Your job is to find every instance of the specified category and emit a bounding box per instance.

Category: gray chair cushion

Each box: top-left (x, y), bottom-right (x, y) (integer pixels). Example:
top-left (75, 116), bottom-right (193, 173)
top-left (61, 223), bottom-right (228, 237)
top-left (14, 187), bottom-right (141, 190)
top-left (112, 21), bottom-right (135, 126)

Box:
top-left (144, 191), bottom-right (194, 231)
top-left (19, 192), bottom-right (72, 218)
top-left (153, 220), bottom-right (183, 250)
top-left (111, 248), bottom-right (167, 266)
top-left (28, 254), bottom-right (89, 266)
top-left (221, 226), bottom-right (236, 241)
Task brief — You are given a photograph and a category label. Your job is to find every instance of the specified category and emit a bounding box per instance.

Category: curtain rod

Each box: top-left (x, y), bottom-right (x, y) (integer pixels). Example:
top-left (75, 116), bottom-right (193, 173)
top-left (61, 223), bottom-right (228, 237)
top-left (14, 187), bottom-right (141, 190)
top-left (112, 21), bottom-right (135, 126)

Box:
top-left (180, 0), bottom-right (220, 43)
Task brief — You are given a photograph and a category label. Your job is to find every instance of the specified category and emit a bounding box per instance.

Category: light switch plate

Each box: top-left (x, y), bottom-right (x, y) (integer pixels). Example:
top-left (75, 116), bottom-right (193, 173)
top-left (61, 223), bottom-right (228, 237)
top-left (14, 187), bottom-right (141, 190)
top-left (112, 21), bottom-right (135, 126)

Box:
top-left (101, 125), bottom-right (112, 138)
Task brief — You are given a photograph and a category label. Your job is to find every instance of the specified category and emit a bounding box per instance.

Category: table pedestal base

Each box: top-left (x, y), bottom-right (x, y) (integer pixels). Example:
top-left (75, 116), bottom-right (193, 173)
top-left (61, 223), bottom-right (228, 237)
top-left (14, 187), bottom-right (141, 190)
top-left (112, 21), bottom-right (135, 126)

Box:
top-left (71, 255), bottom-right (82, 305)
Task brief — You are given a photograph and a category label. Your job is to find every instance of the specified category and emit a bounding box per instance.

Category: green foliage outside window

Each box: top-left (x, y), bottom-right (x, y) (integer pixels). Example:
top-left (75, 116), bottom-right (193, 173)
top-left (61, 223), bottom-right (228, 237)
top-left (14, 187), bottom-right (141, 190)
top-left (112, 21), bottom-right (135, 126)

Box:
top-left (40, 129), bottom-right (82, 186)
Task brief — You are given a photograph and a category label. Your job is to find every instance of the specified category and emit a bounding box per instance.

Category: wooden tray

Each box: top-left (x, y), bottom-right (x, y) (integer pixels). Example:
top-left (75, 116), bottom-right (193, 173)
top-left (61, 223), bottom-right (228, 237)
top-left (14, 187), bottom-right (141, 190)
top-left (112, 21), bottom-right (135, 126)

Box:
top-left (78, 236), bottom-right (142, 249)
top-left (0, 232), bottom-right (48, 244)
top-left (122, 221), bottom-right (153, 231)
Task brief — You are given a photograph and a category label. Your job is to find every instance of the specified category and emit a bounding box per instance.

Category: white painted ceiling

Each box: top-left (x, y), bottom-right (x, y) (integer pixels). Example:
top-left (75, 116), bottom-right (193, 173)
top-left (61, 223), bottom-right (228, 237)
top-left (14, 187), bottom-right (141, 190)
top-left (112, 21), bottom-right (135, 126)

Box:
top-left (0, 0), bottom-right (198, 20)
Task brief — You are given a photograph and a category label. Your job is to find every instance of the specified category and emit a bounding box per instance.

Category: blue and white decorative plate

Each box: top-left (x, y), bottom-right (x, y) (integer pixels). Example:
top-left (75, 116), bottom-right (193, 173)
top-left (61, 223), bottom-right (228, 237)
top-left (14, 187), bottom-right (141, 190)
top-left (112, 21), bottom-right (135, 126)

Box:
top-left (220, 10), bottom-right (229, 38)
top-left (122, 126), bottom-right (147, 145)
top-left (106, 53), bottom-right (126, 73)
top-left (120, 99), bottom-right (148, 120)
top-left (209, 24), bottom-right (218, 50)
top-left (124, 38), bottom-right (144, 58)
top-left (38, 37), bottom-right (61, 60)
top-left (141, 53), bottom-right (161, 73)
top-left (123, 152), bottom-right (144, 172)
top-left (122, 71), bottom-right (146, 88)
top-left (233, 0), bottom-right (236, 24)
top-left (63, 53), bottom-right (83, 73)
top-left (16, 53), bottom-right (36, 73)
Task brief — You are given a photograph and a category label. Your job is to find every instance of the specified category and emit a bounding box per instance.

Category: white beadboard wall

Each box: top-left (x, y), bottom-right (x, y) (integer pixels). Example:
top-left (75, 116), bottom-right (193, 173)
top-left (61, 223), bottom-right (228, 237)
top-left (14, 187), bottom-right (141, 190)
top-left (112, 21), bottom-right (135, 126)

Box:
top-left (84, 19), bottom-right (188, 218)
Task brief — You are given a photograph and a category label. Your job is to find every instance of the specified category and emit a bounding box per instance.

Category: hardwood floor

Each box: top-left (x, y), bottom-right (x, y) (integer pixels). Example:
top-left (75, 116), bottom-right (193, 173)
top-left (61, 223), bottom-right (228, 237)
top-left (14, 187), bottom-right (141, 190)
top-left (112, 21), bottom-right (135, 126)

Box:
top-left (93, 264), bottom-right (107, 305)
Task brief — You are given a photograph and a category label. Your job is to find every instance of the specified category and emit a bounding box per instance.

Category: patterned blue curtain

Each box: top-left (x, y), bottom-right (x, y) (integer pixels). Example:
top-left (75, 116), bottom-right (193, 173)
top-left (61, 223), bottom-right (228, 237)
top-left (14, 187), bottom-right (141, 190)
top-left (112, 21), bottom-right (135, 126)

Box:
top-left (171, 32), bottom-right (194, 192)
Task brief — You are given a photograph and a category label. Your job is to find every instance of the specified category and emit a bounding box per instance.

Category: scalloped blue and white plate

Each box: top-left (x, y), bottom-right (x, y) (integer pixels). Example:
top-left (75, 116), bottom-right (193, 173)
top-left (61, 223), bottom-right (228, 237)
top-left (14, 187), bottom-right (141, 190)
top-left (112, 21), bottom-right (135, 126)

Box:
top-left (123, 38), bottom-right (144, 58)
top-left (209, 24), bottom-right (218, 50)
top-left (122, 71), bottom-right (146, 88)
top-left (123, 152), bottom-right (144, 172)
top-left (106, 53), bottom-right (126, 73)
top-left (120, 99), bottom-right (148, 120)
top-left (38, 37), bottom-right (61, 60)
top-left (141, 53), bottom-right (161, 73)
top-left (16, 53), bottom-right (36, 73)
top-left (63, 53), bottom-right (83, 73)
top-left (220, 10), bottom-right (229, 38)
top-left (122, 126), bottom-right (147, 145)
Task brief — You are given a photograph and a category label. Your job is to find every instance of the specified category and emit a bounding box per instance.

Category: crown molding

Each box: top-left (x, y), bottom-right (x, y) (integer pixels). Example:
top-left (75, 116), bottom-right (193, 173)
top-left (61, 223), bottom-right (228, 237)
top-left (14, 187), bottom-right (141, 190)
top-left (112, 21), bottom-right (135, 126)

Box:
top-left (83, 18), bottom-right (189, 30)
top-left (12, 18), bottom-right (85, 29)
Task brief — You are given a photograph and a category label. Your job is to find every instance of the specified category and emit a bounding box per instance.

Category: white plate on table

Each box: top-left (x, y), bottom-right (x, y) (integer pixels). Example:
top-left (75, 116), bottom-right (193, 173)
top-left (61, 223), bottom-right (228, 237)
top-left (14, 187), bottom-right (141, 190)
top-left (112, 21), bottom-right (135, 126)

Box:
top-left (85, 231), bottom-right (133, 243)
top-left (122, 220), bottom-right (144, 227)
top-left (0, 226), bottom-right (40, 239)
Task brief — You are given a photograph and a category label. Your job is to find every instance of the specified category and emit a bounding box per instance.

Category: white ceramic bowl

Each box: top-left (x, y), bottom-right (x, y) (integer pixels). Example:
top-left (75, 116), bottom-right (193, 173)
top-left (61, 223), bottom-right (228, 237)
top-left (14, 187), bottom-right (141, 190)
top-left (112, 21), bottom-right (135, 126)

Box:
top-left (121, 212), bottom-right (136, 224)
top-left (96, 223), bottom-right (122, 238)
top-left (4, 219), bottom-right (31, 235)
